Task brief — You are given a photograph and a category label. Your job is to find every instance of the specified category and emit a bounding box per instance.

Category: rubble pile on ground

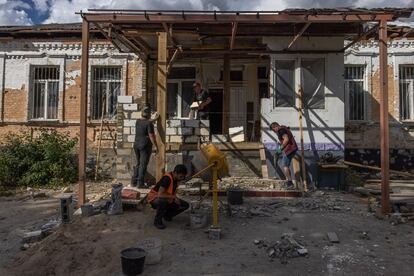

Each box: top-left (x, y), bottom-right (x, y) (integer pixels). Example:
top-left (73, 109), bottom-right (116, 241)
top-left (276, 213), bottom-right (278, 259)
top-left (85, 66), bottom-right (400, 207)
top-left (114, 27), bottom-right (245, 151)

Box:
top-left (218, 177), bottom-right (286, 191)
top-left (20, 218), bottom-right (61, 250)
top-left (254, 233), bottom-right (308, 264)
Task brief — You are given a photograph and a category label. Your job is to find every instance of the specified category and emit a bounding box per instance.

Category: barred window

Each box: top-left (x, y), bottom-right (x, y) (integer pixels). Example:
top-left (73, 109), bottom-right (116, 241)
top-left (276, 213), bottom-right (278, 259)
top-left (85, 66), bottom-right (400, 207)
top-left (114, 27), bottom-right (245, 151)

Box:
top-left (91, 67), bottom-right (122, 120)
top-left (399, 66), bottom-right (414, 121)
top-left (345, 65), bottom-right (366, 121)
top-left (30, 66), bottom-right (59, 120)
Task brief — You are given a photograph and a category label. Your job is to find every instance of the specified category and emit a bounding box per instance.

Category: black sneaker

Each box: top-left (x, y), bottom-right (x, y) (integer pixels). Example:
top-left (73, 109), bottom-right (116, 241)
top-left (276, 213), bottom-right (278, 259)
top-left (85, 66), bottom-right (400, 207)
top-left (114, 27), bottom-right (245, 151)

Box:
top-left (154, 219), bottom-right (166, 229)
top-left (286, 181), bottom-right (295, 190)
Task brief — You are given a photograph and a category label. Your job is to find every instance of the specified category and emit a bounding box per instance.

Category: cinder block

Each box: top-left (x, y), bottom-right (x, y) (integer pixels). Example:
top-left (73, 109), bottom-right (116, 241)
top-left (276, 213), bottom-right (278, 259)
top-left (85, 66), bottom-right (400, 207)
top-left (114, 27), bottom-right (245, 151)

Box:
top-left (194, 128), bottom-right (200, 135)
top-left (184, 119), bottom-right (200, 128)
top-left (123, 103), bottom-right (138, 111)
top-left (167, 120), bottom-right (181, 128)
top-left (200, 128), bottom-right (209, 136)
top-left (200, 120), bottom-right (210, 127)
top-left (127, 135), bottom-right (135, 143)
top-left (169, 135), bottom-right (183, 143)
top-left (123, 127), bottom-right (130, 135)
top-left (185, 136), bottom-right (199, 143)
top-left (166, 127), bottom-right (177, 135)
top-left (117, 149), bottom-right (132, 155)
top-left (179, 127), bottom-right (193, 136)
top-left (124, 119), bottom-right (136, 127)
top-left (131, 127), bottom-right (136, 135)
top-left (131, 112), bottom-right (141, 119)
top-left (117, 95), bottom-right (133, 104)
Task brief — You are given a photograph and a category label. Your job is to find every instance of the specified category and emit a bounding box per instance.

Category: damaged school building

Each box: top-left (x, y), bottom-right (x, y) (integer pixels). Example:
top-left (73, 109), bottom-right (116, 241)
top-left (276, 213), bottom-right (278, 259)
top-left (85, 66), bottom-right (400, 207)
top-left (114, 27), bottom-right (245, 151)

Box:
top-left (0, 9), bottom-right (413, 202)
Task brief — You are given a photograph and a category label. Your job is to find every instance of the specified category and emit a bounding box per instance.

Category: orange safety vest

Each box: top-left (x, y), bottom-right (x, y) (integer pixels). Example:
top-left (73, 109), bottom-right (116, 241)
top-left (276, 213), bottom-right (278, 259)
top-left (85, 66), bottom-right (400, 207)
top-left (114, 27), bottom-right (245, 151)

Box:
top-left (147, 172), bottom-right (175, 204)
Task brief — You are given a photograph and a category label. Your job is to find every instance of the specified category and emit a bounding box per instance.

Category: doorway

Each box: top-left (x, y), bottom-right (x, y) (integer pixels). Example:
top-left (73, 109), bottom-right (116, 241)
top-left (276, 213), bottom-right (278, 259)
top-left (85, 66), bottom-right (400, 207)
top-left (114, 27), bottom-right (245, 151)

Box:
top-left (208, 88), bottom-right (223, 134)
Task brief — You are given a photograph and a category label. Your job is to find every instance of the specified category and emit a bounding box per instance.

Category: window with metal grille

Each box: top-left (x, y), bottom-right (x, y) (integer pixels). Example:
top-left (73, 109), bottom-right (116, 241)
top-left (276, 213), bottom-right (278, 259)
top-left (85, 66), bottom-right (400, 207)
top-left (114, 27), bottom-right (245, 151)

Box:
top-left (399, 66), bottom-right (414, 121)
top-left (91, 67), bottom-right (122, 120)
top-left (345, 65), bottom-right (366, 121)
top-left (30, 66), bottom-right (60, 120)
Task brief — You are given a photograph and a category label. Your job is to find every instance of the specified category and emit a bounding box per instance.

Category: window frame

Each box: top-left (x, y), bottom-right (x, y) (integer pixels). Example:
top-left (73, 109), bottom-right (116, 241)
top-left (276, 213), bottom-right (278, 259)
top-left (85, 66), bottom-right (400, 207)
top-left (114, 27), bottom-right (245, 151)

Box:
top-left (399, 65), bottom-right (414, 122)
top-left (344, 64), bottom-right (368, 122)
top-left (271, 56), bottom-right (327, 110)
top-left (167, 78), bottom-right (196, 119)
top-left (29, 65), bottom-right (60, 121)
top-left (90, 66), bottom-right (123, 121)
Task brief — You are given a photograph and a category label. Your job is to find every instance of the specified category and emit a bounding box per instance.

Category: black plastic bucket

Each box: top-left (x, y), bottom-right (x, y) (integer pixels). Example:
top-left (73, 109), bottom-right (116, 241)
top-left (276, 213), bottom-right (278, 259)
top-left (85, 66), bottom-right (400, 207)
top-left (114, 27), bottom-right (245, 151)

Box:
top-left (121, 247), bottom-right (146, 275)
top-left (227, 189), bottom-right (244, 205)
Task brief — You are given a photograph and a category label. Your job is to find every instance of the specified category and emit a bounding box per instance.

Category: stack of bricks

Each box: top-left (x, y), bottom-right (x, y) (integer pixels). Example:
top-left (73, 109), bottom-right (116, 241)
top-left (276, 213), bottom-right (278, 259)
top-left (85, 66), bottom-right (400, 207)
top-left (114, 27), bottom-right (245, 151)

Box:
top-left (115, 95), bottom-right (211, 185)
top-left (116, 95), bottom-right (140, 185)
top-left (166, 119), bottom-right (210, 144)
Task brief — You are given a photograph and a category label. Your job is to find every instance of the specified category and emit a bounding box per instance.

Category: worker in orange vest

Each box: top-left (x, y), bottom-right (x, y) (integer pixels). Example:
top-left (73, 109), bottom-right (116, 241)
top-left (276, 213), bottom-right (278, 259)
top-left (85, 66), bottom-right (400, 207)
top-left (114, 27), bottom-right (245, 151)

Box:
top-left (147, 164), bottom-right (189, 229)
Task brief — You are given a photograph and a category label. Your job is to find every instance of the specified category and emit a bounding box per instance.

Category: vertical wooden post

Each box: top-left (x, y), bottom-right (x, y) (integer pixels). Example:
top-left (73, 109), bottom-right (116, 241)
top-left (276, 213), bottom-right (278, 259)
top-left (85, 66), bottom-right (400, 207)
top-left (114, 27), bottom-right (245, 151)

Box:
top-left (79, 19), bottom-right (89, 206)
top-left (298, 86), bottom-right (308, 192)
top-left (156, 32), bottom-right (167, 181)
top-left (379, 19), bottom-right (390, 214)
top-left (223, 54), bottom-right (230, 135)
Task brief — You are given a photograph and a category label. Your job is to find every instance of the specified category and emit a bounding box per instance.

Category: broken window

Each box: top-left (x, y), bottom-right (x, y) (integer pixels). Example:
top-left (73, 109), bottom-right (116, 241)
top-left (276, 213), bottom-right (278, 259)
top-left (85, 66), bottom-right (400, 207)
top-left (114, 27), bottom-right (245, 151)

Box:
top-left (30, 66), bottom-right (59, 120)
top-left (91, 67), bottom-right (122, 120)
top-left (301, 58), bottom-right (325, 109)
top-left (399, 66), bottom-right (414, 121)
top-left (274, 60), bottom-right (295, 107)
top-left (345, 65), bottom-right (366, 121)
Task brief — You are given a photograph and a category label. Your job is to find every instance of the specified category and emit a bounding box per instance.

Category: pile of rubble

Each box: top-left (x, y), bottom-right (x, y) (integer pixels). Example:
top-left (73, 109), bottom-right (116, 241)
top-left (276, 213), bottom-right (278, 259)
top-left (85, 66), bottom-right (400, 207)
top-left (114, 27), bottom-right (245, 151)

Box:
top-left (218, 177), bottom-right (286, 191)
top-left (254, 233), bottom-right (308, 264)
top-left (20, 218), bottom-right (61, 250)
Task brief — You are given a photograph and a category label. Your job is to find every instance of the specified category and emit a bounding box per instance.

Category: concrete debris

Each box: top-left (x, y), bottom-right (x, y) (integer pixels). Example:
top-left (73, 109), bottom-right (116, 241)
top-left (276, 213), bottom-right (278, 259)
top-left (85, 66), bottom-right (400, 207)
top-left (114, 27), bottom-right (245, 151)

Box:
top-left (359, 231), bottom-right (370, 240)
top-left (327, 232), bottom-right (340, 243)
top-left (389, 213), bottom-right (406, 225)
top-left (255, 233), bottom-right (308, 264)
top-left (20, 243), bottom-right (30, 251)
top-left (22, 230), bottom-right (43, 243)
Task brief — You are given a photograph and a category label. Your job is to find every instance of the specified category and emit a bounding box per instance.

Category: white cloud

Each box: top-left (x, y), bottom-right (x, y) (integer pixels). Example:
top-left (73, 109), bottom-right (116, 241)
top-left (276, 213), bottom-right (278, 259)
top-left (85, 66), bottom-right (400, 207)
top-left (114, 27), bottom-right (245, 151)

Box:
top-left (0, 0), bottom-right (32, 25)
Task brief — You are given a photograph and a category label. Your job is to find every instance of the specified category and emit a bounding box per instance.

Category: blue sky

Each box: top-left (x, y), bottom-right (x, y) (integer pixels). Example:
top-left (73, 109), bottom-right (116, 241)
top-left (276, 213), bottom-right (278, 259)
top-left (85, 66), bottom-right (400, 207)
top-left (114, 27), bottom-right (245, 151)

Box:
top-left (1, 0), bottom-right (413, 26)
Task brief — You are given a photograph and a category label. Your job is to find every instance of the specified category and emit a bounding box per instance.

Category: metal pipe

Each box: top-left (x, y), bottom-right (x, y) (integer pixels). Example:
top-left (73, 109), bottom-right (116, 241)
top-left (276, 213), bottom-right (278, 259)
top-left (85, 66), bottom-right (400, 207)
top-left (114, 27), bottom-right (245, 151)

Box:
top-left (379, 19), bottom-right (390, 214)
top-left (79, 19), bottom-right (90, 207)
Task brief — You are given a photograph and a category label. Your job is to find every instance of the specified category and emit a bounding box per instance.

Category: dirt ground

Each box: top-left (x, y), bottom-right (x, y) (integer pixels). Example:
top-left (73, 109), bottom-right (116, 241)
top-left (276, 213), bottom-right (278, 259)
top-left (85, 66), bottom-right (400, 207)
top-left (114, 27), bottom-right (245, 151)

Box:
top-left (1, 186), bottom-right (414, 276)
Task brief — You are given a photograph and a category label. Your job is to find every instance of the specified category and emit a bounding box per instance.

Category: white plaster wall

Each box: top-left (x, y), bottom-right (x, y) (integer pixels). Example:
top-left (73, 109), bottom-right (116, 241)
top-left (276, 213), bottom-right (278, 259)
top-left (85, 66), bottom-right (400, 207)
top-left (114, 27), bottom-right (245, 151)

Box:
top-left (261, 37), bottom-right (345, 150)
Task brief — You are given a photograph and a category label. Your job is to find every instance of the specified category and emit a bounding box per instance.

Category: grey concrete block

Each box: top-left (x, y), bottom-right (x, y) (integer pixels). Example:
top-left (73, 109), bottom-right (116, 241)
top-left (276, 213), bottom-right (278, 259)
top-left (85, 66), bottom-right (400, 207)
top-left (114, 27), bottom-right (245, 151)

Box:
top-left (179, 127), bottom-right (193, 136)
top-left (123, 103), bottom-right (138, 111)
top-left (124, 119), bottom-right (136, 127)
top-left (200, 120), bottom-right (210, 127)
top-left (117, 95), bottom-right (133, 104)
top-left (166, 127), bottom-right (177, 135)
top-left (327, 232), bottom-right (340, 243)
top-left (184, 119), bottom-right (200, 128)
top-left (167, 120), bottom-right (181, 128)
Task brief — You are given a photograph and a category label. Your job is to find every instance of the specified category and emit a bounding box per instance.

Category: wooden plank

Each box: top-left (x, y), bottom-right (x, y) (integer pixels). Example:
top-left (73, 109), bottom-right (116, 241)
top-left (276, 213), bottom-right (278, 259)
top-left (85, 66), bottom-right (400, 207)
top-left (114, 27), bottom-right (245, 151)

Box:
top-left (287, 22), bottom-right (311, 49)
top-left (156, 32), bottom-right (167, 182)
top-left (344, 161), bottom-right (414, 178)
top-left (230, 22), bottom-right (238, 50)
top-left (259, 144), bottom-right (269, 178)
top-left (222, 54), bottom-right (230, 135)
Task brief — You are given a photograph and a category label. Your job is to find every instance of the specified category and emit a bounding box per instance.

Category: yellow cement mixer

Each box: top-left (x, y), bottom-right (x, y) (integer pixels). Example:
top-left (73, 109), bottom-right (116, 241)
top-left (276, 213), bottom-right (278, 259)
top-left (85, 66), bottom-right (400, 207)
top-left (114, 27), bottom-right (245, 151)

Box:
top-left (189, 142), bottom-right (229, 238)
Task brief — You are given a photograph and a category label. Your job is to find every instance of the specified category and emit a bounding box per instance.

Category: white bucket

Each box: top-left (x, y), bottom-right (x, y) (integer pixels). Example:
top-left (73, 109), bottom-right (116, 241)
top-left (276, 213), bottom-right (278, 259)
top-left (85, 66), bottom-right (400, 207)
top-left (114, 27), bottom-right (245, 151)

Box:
top-left (136, 238), bottom-right (162, 265)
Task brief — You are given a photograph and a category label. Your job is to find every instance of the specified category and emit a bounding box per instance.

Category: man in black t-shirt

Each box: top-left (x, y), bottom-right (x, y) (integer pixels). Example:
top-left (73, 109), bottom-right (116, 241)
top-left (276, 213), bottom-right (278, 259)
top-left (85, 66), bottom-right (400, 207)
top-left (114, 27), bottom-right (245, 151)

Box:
top-left (193, 81), bottom-right (212, 120)
top-left (147, 164), bottom-right (189, 229)
top-left (131, 106), bottom-right (159, 188)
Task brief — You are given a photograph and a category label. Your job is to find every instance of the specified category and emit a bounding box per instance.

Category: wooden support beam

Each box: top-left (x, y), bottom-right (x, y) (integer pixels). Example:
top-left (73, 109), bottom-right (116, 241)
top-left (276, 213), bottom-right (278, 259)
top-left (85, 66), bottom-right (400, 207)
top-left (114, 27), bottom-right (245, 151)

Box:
top-left (341, 24), bottom-right (379, 51)
top-left (79, 19), bottom-right (89, 207)
top-left (91, 22), bottom-right (124, 53)
top-left (131, 37), bottom-right (152, 54)
top-left (379, 19), bottom-right (390, 215)
top-left (223, 54), bottom-right (230, 135)
top-left (156, 32), bottom-right (167, 181)
top-left (162, 22), bottom-right (178, 46)
top-left (167, 46), bottom-right (182, 74)
top-left (287, 22), bottom-right (311, 50)
top-left (112, 30), bottom-right (147, 61)
top-left (230, 22), bottom-right (238, 50)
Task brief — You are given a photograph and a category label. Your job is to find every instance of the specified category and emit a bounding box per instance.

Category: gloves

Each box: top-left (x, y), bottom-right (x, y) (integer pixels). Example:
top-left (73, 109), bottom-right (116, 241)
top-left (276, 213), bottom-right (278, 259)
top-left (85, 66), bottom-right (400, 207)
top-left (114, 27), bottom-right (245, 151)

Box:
top-left (275, 148), bottom-right (283, 155)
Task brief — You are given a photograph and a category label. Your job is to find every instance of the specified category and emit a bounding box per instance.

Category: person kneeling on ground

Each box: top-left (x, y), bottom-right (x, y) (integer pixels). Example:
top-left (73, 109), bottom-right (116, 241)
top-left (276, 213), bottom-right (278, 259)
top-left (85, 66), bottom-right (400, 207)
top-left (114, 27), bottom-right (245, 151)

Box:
top-left (147, 164), bottom-right (190, 229)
